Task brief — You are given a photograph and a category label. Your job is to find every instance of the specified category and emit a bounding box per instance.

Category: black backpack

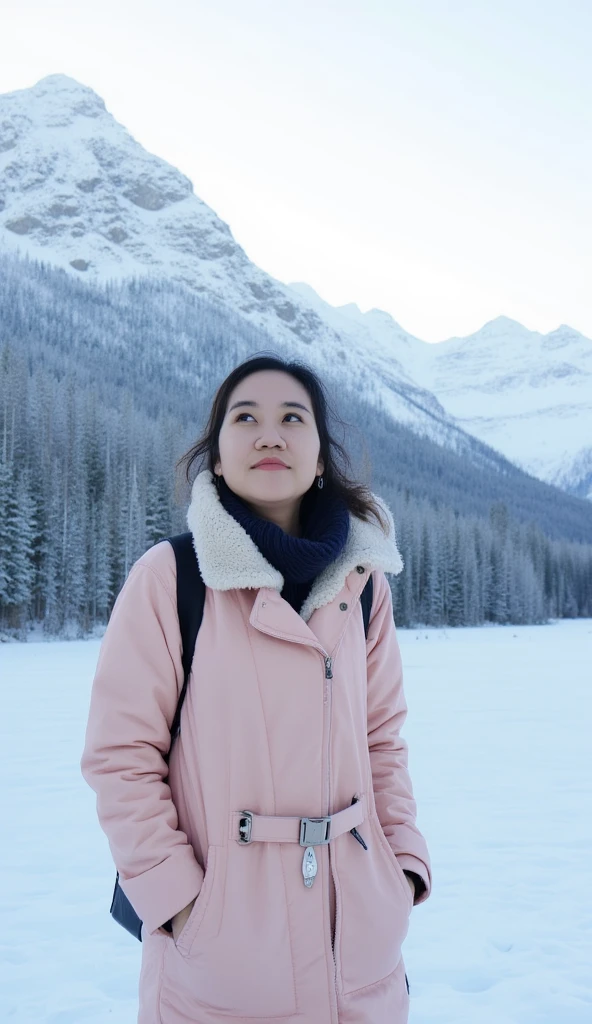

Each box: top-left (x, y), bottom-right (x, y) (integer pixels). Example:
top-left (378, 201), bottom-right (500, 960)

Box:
top-left (110, 532), bottom-right (374, 941)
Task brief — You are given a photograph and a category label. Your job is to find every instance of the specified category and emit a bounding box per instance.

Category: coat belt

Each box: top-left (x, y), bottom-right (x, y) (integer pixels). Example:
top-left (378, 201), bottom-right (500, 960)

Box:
top-left (232, 795), bottom-right (366, 845)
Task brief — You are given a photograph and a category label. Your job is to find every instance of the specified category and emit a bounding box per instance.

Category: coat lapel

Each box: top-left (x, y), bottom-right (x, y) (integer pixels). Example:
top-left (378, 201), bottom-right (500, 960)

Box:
top-left (186, 469), bottom-right (403, 623)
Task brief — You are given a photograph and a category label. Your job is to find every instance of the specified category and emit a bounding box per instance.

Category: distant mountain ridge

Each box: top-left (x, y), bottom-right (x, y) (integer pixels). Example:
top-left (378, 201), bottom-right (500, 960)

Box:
top-left (289, 286), bottom-right (592, 501)
top-left (1, 73), bottom-right (590, 501)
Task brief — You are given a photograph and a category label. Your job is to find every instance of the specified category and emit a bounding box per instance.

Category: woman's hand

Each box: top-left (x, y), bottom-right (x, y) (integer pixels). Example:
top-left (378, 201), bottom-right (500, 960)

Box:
top-left (171, 897), bottom-right (197, 942)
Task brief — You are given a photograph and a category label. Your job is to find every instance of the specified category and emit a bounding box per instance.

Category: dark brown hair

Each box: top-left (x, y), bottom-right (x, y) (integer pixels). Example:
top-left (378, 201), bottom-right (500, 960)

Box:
top-left (175, 354), bottom-right (388, 532)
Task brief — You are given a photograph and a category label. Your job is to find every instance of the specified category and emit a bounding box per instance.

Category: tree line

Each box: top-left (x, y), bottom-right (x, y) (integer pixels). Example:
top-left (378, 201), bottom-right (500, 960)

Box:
top-left (0, 256), bottom-right (590, 637)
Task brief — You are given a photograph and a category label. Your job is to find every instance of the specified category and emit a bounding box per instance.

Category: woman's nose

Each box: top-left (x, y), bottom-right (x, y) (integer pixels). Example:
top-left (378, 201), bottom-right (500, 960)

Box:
top-left (256, 427), bottom-right (286, 447)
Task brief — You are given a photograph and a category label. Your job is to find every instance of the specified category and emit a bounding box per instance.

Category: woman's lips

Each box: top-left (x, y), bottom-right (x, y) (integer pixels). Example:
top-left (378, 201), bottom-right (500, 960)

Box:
top-left (254, 464), bottom-right (288, 470)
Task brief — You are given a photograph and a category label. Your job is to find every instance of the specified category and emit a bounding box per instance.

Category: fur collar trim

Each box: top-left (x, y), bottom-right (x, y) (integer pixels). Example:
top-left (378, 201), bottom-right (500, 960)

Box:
top-left (186, 469), bottom-right (403, 622)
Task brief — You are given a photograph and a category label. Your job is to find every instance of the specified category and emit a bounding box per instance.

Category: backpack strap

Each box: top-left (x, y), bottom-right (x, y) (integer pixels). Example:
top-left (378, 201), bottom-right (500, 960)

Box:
top-left (360, 572), bottom-right (374, 639)
top-left (165, 532), bottom-right (205, 752)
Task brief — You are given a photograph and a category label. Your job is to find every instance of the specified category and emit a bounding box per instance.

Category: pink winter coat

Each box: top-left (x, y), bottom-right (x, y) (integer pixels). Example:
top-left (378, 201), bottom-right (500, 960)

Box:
top-left (81, 469), bottom-right (432, 1024)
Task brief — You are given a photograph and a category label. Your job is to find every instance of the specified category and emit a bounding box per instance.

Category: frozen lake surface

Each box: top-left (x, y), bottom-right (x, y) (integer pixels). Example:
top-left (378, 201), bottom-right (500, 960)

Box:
top-left (1, 618), bottom-right (591, 1023)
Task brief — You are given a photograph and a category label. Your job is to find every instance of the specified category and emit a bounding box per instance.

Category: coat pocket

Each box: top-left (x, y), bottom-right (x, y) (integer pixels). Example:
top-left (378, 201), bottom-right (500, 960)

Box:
top-left (374, 819), bottom-right (415, 915)
top-left (161, 841), bottom-right (297, 1018)
top-left (334, 811), bottom-right (412, 995)
top-left (172, 845), bottom-right (220, 957)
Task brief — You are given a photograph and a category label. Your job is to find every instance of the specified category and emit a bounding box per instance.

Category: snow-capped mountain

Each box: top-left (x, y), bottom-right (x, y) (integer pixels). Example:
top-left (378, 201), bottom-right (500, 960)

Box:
top-left (420, 318), bottom-right (592, 499)
top-left (1, 74), bottom-right (590, 499)
top-left (0, 73), bottom-right (500, 465)
top-left (290, 287), bottom-right (592, 501)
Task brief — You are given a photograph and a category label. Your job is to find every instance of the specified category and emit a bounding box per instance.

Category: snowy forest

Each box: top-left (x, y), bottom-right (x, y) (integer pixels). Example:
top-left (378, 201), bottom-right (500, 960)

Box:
top-left (1, 254), bottom-right (591, 638)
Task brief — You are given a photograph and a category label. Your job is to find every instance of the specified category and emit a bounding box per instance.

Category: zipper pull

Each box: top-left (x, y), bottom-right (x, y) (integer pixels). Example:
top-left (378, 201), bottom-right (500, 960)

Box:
top-left (302, 846), bottom-right (318, 887)
top-left (325, 656), bottom-right (333, 679)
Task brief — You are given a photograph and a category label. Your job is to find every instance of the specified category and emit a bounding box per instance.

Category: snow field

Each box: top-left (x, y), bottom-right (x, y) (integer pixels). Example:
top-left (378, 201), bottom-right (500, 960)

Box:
top-left (0, 618), bottom-right (590, 1023)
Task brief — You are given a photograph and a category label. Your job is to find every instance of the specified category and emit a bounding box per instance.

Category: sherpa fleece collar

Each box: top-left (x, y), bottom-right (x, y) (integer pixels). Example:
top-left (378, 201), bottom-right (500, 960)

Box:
top-left (186, 469), bottom-right (404, 623)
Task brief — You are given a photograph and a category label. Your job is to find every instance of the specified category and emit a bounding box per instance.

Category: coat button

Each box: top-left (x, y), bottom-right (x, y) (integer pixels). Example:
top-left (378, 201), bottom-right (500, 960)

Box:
top-left (356, 565), bottom-right (365, 573)
top-left (339, 602), bottom-right (348, 611)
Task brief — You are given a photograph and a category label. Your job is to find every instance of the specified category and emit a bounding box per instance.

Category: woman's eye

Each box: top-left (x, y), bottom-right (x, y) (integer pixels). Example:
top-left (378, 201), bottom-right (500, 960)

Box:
top-left (235, 413), bottom-right (302, 423)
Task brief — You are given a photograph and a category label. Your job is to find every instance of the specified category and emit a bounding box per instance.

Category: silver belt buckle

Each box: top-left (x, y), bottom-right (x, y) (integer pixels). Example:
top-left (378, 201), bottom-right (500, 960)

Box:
top-left (299, 816), bottom-right (331, 846)
top-left (238, 810), bottom-right (253, 844)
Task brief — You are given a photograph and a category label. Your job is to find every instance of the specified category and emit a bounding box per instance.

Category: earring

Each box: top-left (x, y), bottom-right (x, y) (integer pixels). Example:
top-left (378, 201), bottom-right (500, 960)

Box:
top-left (317, 475), bottom-right (324, 489)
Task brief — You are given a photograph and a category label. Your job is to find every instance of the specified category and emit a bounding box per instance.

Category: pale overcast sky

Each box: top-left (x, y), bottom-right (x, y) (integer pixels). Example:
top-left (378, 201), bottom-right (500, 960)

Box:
top-left (2, 0), bottom-right (591, 342)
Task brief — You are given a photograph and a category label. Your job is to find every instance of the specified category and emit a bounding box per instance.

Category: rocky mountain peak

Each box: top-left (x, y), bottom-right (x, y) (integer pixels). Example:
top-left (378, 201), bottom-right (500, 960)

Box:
top-left (4, 74), bottom-right (107, 129)
top-left (0, 75), bottom-right (340, 355)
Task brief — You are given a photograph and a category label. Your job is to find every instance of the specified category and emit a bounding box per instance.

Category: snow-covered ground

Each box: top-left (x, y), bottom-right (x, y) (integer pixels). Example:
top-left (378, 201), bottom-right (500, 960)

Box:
top-left (1, 618), bottom-right (591, 1023)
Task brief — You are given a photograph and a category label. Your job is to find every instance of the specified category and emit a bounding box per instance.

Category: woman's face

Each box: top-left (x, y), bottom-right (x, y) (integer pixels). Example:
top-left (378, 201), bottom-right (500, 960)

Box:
top-left (214, 370), bottom-right (324, 510)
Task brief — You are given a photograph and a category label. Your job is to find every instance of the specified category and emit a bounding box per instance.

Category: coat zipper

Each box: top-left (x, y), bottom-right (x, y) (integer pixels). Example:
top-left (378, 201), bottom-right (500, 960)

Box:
top-left (324, 654), bottom-right (338, 981)
top-left (254, 600), bottom-right (357, 1011)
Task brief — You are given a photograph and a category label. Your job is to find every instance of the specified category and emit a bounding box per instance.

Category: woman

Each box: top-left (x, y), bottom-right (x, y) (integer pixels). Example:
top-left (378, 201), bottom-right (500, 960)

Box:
top-left (81, 354), bottom-right (432, 1024)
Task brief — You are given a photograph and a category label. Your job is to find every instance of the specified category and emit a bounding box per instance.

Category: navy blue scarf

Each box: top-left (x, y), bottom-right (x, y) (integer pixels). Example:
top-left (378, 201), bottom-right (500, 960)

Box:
top-left (217, 476), bottom-right (350, 613)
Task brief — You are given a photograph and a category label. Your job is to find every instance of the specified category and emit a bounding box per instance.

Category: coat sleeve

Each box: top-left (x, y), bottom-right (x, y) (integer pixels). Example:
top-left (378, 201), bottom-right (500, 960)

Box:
top-left (366, 570), bottom-right (432, 905)
top-left (80, 546), bottom-right (204, 935)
